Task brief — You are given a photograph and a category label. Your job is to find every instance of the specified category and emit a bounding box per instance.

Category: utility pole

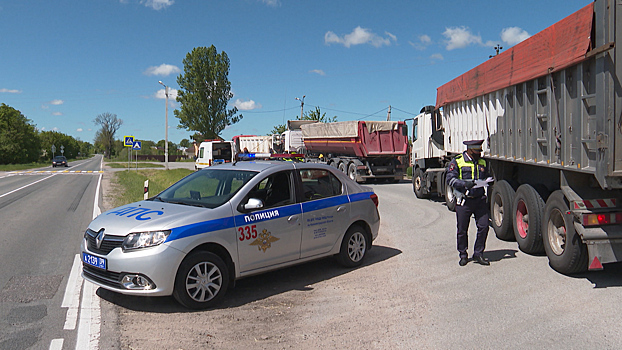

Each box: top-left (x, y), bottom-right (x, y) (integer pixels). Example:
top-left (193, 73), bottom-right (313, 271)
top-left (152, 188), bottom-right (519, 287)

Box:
top-left (296, 95), bottom-right (305, 119)
top-left (387, 105), bottom-right (392, 121)
top-left (158, 81), bottom-right (169, 170)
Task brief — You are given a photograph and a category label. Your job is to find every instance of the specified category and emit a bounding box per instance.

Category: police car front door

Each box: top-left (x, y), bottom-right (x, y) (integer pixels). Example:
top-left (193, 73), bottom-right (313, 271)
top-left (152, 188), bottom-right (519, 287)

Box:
top-left (235, 171), bottom-right (302, 273)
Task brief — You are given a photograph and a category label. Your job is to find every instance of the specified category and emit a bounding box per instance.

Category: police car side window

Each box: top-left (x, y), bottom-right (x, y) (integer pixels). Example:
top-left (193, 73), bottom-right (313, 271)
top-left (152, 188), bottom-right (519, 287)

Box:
top-left (246, 171), bottom-right (293, 209)
top-left (299, 169), bottom-right (342, 201)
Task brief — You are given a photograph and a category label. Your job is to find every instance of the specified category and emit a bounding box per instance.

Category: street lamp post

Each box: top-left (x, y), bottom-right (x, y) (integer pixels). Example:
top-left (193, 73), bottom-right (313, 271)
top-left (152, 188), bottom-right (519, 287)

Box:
top-left (158, 81), bottom-right (169, 170)
top-left (295, 95), bottom-right (305, 119)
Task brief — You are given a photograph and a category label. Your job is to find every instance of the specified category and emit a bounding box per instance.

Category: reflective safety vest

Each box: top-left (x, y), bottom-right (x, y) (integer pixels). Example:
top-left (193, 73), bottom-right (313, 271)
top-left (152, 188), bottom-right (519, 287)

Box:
top-left (455, 154), bottom-right (486, 180)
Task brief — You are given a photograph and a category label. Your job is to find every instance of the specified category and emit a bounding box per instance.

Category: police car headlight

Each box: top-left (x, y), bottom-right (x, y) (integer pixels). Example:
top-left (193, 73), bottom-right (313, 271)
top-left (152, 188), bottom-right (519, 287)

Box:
top-left (122, 230), bottom-right (170, 251)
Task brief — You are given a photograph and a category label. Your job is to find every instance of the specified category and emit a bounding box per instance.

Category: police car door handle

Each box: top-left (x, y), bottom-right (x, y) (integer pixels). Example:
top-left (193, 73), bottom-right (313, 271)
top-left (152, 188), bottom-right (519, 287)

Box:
top-left (337, 206), bottom-right (346, 212)
top-left (287, 215), bottom-right (299, 224)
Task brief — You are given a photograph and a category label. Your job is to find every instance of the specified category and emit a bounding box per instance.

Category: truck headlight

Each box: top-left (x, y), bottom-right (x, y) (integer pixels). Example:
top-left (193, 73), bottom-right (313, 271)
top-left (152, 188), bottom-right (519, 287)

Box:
top-left (122, 230), bottom-right (170, 251)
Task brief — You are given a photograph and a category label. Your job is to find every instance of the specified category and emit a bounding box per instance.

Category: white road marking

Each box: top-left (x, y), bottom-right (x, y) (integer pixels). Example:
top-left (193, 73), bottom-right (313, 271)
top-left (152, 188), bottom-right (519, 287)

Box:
top-left (62, 255), bottom-right (83, 330)
top-left (49, 338), bottom-right (64, 350)
top-left (93, 173), bottom-right (102, 219)
top-left (0, 173), bottom-right (57, 199)
top-left (76, 280), bottom-right (101, 350)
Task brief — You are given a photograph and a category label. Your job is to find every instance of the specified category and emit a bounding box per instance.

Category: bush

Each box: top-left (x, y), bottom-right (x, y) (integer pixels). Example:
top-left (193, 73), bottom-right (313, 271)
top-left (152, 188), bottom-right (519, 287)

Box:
top-left (407, 166), bottom-right (412, 177)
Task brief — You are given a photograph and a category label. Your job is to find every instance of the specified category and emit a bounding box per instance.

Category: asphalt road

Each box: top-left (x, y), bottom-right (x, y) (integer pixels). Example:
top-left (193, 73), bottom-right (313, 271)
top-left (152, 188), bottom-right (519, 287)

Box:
top-left (99, 178), bottom-right (622, 349)
top-left (0, 156), bottom-right (104, 350)
top-left (2, 162), bottom-right (622, 349)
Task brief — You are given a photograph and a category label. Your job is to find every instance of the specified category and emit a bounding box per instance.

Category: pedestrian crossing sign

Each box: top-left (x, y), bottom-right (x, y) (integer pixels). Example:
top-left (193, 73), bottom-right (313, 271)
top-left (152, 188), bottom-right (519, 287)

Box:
top-left (124, 136), bottom-right (134, 147)
top-left (132, 141), bottom-right (142, 150)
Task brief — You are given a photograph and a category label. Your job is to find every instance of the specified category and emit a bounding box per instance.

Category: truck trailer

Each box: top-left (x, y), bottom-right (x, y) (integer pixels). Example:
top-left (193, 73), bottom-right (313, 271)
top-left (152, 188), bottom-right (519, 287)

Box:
top-left (412, 0), bottom-right (622, 274)
top-left (299, 120), bottom-right (408, 183)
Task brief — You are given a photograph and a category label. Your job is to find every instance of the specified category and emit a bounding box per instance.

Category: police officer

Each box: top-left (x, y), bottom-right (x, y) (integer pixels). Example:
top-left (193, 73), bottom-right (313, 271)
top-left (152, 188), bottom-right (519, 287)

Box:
top-left (446, 140), bottom-right (491, 266)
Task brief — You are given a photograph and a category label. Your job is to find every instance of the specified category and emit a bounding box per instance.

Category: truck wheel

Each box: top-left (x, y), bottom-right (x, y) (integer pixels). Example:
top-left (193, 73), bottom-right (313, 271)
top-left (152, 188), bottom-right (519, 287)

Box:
top-left (542, 190), bottom-right (588, 274)
top-left (445, 184), bottom-right (456, 212)
top-left (347, 163), bottom-right (357, 181)
top-left (513, 184), bottom-right (545, 254)
top-left (173, 251), bottom-right (229, 309)
top-left (413, 168), bottom-right (430, 199)
top-left (338, 161), bottom-right (347, 174)
top-left (490, 180), bottom-right (515, 241)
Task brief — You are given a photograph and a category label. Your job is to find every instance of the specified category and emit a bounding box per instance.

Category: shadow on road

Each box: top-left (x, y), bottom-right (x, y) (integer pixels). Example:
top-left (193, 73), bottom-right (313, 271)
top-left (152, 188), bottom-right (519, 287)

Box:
top-left (96, 245), bottom-right (402, 313)
top-left (575, 262), bottom-right (622, 288)
top-left (484, 249), bottom-right (518, 262)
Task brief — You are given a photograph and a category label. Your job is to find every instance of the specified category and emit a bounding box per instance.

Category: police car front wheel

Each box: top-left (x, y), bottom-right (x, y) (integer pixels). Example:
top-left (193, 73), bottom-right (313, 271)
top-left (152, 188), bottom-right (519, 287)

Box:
top-left (173, 251), bottom-right (230, 309)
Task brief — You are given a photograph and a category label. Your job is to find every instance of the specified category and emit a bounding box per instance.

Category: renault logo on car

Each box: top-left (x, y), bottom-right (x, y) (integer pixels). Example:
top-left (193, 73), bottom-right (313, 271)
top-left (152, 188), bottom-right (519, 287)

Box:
top-left (96, 229), bottom-right (106, 249)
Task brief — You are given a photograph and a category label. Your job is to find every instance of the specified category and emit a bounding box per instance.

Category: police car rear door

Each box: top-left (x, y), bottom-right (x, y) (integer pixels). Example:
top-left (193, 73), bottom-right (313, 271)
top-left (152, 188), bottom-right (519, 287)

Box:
top-left (297, 167), bottom-right (350, 258)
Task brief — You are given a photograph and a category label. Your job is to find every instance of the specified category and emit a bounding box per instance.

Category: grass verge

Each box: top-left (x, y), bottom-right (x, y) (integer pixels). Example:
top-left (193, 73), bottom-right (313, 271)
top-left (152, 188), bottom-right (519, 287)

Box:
top-left (107, 162), bottom-right (165, 169)
top-left (112, 169), bottom-right (193, 207)
top-left (0, 159), bottom-right (78, 171)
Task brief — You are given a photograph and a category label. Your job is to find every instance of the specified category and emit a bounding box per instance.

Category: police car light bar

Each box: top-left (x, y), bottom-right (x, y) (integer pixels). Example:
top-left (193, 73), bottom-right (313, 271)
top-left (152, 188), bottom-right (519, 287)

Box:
top-left (235, 153), bottom-right (304, 161)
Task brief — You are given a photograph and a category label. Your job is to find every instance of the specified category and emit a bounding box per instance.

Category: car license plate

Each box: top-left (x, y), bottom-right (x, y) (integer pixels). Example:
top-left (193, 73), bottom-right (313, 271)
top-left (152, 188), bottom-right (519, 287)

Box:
top-left (82, 252), bottom-right (107, 270)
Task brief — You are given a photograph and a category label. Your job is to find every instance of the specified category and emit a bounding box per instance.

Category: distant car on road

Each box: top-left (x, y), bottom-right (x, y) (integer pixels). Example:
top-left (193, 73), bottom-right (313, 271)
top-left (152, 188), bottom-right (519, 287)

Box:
top-left (52, 156), bottom-right (68, 167)
top-left (81, 159), bottom-right (380, 309)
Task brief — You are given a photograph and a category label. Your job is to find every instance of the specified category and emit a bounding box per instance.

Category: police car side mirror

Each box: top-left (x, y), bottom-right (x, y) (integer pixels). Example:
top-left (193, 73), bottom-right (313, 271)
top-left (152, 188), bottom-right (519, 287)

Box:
top-left (244, 198), bottom-right (264, 210)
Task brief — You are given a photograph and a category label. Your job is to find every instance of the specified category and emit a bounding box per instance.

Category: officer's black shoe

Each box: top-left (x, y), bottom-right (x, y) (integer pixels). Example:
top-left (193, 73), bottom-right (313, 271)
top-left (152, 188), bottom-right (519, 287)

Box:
top-left (459, 257), bottom-right (468, 266)
top-left (472, 255), bottom-right (490, 265)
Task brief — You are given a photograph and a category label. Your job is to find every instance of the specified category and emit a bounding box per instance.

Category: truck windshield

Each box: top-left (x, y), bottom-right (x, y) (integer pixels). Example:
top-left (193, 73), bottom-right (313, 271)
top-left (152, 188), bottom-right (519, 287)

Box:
top-left (155, 169), bottom-right (257, 208)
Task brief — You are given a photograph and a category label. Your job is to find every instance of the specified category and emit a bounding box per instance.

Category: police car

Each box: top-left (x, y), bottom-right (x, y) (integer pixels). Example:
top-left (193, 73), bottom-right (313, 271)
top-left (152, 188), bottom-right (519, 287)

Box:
top-left (81, 159), bottom-right (380, 309)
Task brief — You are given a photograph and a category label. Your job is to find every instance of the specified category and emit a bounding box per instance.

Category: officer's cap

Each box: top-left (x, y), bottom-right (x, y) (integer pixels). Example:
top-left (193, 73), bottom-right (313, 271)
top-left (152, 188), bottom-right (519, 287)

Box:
top-left (463, 139), bottom-right (484, 150)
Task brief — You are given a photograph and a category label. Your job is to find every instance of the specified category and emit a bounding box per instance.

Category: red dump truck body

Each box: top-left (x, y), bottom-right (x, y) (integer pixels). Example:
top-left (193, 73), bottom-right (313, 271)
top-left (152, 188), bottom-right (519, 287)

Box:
top-left (300, 121), bottom-right (408, 183)
top-left (301, 121), bottom-right (408, 157)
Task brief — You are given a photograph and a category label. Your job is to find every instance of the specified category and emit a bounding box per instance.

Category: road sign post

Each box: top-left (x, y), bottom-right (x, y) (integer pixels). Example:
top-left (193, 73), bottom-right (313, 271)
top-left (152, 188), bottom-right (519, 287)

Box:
top-left (124, 136), bottom-right (134, 171)
top-left (132, 141), bottom-right (142, 170)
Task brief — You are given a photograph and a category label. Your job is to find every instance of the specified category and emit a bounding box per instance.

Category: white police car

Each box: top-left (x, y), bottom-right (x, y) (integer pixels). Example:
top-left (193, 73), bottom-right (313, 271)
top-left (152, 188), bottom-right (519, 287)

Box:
top-left (81, 160), bottom-right (380, 309)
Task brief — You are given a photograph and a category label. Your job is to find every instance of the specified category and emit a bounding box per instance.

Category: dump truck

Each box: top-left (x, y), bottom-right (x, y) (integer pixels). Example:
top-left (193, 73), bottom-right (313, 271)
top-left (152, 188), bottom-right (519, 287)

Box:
top-left (299, 120), bottom-right (408, 183)
top-left (411, 0), bottom-right (622, 274)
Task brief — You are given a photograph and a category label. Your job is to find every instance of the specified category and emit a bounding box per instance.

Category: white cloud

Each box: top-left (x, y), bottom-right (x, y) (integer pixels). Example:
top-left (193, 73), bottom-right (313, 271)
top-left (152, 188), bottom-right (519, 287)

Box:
top-left (443, 26), bottom-right (483, 50)
top-left (0, 88), bottom-right (21, 94)
top-left (260, 0), bottom-right (280, 6)
top-left (234, 99), bottom-right (261, 111)
top-left (325, 26), bottom-right (396, 48)
top-left (144, 64), bottom-right (181, 76)
top-left (50, 99), bottom-right (64, 105)
top-left (409, 34), bottom-right (432, 50)
top-left (52, 127), bottom-right (59, 131)
top-left (77, 128), bottom-right (83, 132)
top-left (52, 112), bottom-right (62, 116)
top-left (140, 0), bottom-right (173, 10)
top-left (309, 69), bottom-right (325, 76)
top-left (501, 27), bottom-right (530, 46)
top-left (155, 88), bottom-right (178, 100)
top-left (430, 53), bottom-right (444, 60)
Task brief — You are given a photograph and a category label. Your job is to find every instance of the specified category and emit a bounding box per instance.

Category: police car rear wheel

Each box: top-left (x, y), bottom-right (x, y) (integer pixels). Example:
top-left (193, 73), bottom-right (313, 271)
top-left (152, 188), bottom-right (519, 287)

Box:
top-left (337, 225), bottom-right (368, 267)
top-left (173, 251), bottom-right (229, 309)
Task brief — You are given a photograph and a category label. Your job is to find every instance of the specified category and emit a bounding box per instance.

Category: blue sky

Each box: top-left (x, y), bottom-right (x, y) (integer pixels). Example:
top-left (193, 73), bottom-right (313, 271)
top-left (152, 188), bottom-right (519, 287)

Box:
top-left (1, 0), bottom-right (589, 146)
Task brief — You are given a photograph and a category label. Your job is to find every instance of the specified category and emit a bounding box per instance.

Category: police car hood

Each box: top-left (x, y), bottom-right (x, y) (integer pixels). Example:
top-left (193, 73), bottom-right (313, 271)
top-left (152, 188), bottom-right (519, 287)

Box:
top-left (89, 200), bottom-right (227, 236)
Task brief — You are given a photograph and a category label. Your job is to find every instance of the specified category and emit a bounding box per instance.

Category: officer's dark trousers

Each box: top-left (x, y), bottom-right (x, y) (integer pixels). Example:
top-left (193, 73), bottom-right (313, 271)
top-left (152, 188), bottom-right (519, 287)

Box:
top-left (455, 197), bottom-right (489, 259)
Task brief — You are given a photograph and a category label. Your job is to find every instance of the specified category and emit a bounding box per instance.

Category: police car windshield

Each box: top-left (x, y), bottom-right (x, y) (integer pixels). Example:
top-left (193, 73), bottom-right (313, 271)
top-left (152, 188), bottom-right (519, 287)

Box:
top-left (155, 169), bottom-right (258, 208)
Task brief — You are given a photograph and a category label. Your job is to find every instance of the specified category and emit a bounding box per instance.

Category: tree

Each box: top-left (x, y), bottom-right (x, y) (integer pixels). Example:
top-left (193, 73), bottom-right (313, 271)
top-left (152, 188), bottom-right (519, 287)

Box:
top-left (268, 124), bottom-right (287, 136)
top-left (175, 45), bottom-right (242, 139)
top-left (179, 138), bottom-right (190, 148)
top-left (0, 104), bottom-right (41, 164)
top-left (39, 131), bottom-right (82, 160)
top-left (93, 112), bottom-right (123, 159)
top-left (298, 106), bottom-right (337, 123)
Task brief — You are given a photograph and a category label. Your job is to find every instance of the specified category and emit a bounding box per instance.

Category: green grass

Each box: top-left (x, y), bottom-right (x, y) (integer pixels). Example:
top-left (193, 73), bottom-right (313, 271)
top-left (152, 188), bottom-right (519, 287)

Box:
top-left (112, 169), bottom-right (193, 207)
top-left (107, 162), bottom-right (165, 168)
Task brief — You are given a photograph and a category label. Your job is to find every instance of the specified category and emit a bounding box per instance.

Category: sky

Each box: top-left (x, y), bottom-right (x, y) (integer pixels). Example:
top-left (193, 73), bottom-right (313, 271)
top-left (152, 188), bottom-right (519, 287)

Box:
top-left (1, 0), bottom-right (591, 146)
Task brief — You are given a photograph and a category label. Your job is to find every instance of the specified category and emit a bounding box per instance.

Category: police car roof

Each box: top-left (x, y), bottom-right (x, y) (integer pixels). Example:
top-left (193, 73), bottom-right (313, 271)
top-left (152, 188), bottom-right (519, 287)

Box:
top-left (201, 160), bottom-right (296, 173)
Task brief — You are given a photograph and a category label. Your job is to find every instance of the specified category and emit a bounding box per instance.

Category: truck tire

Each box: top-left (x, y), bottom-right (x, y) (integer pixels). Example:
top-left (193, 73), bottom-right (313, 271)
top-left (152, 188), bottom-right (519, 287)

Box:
top-left (513, 184), bottom-right (545, 254)
top-left (413, 168), bottom-right (430, 199)
top-left (338, 161), bottom-right (347, 174)
top-left (347, 163), bottom-right (357, 181)
top-left (542, 190), bottom-right (588, 274)
top-left (445, 184), bottom-right (456, 212)
top-left (490, 180), bottom-right (515, 241)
